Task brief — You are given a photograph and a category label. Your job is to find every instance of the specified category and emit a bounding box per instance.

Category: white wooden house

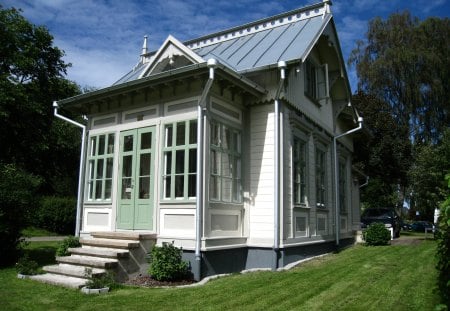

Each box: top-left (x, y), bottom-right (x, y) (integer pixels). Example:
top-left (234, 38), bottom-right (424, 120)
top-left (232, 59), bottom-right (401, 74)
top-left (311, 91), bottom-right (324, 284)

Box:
top-left (54, 0), bottom-right (363, 281)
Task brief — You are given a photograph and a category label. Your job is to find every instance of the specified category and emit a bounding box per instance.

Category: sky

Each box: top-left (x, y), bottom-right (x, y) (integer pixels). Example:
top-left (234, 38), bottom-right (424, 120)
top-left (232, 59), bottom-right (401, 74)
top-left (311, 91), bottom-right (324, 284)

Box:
top-left (2, 0), bottom-right (449, 92)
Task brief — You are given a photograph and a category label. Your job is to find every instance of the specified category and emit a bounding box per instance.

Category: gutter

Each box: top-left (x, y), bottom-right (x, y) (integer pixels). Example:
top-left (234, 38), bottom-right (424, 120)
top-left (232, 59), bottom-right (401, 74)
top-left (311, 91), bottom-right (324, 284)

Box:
top-left (273, 61), bottom-right (287, 270)
top-left (333, 115), bottom-right (363, 246)
top-left (195, 58), bottom-right (217, 281)
top-left (53, 101), bottom-right (87, 237)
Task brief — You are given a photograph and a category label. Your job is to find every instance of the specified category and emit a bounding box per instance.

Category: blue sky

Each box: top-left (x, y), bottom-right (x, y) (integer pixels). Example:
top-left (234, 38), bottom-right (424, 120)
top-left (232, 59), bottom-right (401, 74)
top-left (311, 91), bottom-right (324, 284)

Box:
top-left (3, 0), bottom-right (449, 92)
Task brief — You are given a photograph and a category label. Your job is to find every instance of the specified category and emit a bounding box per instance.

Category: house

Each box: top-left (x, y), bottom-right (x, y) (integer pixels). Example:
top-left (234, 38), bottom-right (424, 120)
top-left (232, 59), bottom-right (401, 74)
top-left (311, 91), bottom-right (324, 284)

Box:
top-left (53, 0), bottom-right (363, 281)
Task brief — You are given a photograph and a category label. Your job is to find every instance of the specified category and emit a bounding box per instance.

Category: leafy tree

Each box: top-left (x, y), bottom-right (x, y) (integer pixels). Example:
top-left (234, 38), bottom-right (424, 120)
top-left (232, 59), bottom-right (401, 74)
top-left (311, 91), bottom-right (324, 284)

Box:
top-left (349, 12), bottom-right (449, 144)
top-left (0, 6), bottom-right (82, 195)
top-left (436, 174), bottom-right (450, 306)
top-left (352, 92), bottom-right (411, 210)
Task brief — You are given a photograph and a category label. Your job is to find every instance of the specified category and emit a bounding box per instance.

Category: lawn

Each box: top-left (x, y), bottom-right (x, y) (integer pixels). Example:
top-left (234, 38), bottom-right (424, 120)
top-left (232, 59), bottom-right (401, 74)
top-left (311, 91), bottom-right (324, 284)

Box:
top-left (0, 237), bottom-right (440, 311)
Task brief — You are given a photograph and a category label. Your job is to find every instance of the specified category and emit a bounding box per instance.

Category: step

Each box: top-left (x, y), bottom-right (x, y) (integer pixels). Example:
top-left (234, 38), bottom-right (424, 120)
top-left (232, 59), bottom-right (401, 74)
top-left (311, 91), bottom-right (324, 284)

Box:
top-left (30, 273), bottom-right (87, 289)
top-left (69, 247), bottom-right (129, 259)
top-left (91, 231), bottom-right (157, 240)
top-left (43, 264), bottom-right (106, 279)
top-left (56, 255), bottom-right (118, 269)
top-left (80, 238), bottom-right (140, 249)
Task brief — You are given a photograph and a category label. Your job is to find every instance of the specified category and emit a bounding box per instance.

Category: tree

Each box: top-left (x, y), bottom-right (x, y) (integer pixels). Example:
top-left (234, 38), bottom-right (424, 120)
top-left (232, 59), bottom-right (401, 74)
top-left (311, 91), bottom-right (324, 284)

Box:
top-left (349, 12), bottom-right (449, 144)
top-left (0, 6), bottom-right (81, 195)
top-left (352, 92), bottom-right (411, 210)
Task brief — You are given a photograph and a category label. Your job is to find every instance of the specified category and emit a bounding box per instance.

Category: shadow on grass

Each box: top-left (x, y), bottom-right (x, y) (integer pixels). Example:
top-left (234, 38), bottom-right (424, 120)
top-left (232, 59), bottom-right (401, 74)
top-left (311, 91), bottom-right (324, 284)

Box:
top-left (22, 243), bottom-right (58, 266)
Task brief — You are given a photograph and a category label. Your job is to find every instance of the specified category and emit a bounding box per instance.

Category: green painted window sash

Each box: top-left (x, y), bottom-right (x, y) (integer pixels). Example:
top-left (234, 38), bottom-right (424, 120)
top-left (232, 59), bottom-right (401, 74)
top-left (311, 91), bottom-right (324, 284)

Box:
top-left (293, 137), bottom-right (307, 205)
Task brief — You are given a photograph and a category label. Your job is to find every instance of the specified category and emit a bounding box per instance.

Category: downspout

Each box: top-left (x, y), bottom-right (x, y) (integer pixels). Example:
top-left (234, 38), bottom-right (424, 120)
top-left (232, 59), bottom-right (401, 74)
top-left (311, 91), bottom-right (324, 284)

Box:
top-left (333, 115), bottom-right (363, 246)
top-left (273, 61), bottom-right (287, 270)
top-left (53, 101), bottom-right (87, 237)
top-left (195, 58), bottom-right (217, 280)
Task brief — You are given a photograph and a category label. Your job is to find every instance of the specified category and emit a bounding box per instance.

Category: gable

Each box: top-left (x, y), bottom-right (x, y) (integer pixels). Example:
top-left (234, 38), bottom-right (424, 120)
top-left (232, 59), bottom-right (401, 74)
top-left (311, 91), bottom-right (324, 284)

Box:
top-left (139, 35), bottom-right (204, 78)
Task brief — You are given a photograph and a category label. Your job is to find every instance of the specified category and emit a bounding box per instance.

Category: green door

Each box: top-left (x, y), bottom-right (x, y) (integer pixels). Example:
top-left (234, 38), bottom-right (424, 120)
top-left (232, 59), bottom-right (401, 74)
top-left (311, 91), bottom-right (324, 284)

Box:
top-left (117, 127), bottom-right (155, 230)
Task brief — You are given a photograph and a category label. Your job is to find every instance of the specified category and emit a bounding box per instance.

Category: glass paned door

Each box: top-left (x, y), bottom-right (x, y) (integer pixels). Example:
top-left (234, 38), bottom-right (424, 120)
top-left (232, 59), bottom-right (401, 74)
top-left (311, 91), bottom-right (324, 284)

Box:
top-left (117, 127), bottom-right (155, 230)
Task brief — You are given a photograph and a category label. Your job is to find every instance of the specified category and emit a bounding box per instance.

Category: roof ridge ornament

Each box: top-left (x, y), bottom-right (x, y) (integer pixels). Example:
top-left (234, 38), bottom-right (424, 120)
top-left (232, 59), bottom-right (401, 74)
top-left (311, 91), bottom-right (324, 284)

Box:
top-left (323, 0), bottom-right (332, 15)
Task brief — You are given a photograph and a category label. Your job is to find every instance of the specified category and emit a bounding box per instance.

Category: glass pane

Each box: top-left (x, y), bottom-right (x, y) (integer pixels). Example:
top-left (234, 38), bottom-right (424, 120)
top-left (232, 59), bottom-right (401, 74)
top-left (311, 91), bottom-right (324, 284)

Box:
top-left (89, 160), bottom-right (95, 179)
top-left (211, 123), bottom-right (220, 146)
top-left (222, 126), bottom-right (230, 150)
top-left (106, 158), bottom-right (113, 178)
top-left (189, 120), bottom-right (197, 144)
top-left (107, 134), bottom-right (115, 154)
top-left (233, 131), bottom-right (240, 153)
top-left (176, 122), bottom-right (185, 146)
top-left (188, 174), bottom-right (196, 197)
top-left (105, 180), bottom-right (112, 200)
top-left (140, 153), bottom-right (151, 176)
top-left (122, 155), bottom-right (132, 177)
top-left (88, 181), bottom-right (94, 200)
top-left (124, 135), bottom-right (133, 152)
top-left (121, 178), bottom-right (131, 200)
top-left (95, 180), bottom-right (102, 199)
top-left (211, 150), bottom-right (219, 174)
top-left (175, 175), bottom-right (184, 197)
top-left (165, 152), bottom-right (172, 174)
top-left (164, 176), bottom-right (171, 198)
top-left (233, 179), bottom-right (241, 202)
top-left (234, 158), bottom-right (241, 178)
top-left (189, 149), bottom-right (196, 173)
top-left (222, 178), bottom-right (232, 202)
top-left (139, 177), bottom-right (150, 199)
top-left (98, 135), bottom-right (105, 155)
top-left (222, 153), bottom-right (231, 177)
top-left (96, 159), bottom-right (104, 178)
top-left (210, 176), bottom-right (219, 200)
top-left (175, 150), bottom-right (185, 174)
top-left (90, 136), bottom-right (97, 156)
top-left (141, 132), bottom-right (152, 150)
top-left (165, 125), bottom-right (173, 147)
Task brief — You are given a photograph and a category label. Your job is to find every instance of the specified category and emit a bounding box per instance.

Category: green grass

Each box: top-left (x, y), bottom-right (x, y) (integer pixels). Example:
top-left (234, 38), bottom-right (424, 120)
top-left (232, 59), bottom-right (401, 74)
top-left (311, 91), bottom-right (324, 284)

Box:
top-left (1, 240), bottom-right (440, 311)
top-left (21, 227), bottom-right (60, 237)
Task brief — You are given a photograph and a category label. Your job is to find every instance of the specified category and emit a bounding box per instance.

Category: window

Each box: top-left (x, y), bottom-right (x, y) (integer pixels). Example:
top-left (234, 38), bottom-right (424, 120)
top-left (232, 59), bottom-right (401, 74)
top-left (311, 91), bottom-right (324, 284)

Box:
top-left (304, 60), bottom-right (328, 102)
top-left (293, 137), bottom-right (307, 205)
top-left (339, 161), bottom-right (347, 213)
top-left (315, 148), bottom-right (326, 208)
top-left (210, 121), bottom-right (242, 203)
top-left (162, 120), bottom-right (197, 200)
top-left (87, 133), bottom-right (115, 201)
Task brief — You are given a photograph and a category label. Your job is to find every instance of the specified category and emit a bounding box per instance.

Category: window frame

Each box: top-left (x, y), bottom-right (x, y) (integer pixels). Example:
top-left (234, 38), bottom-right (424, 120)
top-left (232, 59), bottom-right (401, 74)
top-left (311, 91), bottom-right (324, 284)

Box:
top-left (338, 159), bottom-right (347, 214)
top-left (209, 120), bottom-right (242, 204)
top-left (315, 146), bottom-right (327, 209)
top-left (293, 136), bottom-right (308, 206)
top-left (86, 132), bottom-right (116, 202)
top-left (161, 119), bottom-right (198, 201)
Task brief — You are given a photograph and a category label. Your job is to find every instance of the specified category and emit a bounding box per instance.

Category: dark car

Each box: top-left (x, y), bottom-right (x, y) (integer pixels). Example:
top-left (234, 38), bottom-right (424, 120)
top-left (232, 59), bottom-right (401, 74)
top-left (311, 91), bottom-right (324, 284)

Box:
top-left (361, 208), bottom-right (401, 238)
top-left (411, 221), bottom-right (433, 232)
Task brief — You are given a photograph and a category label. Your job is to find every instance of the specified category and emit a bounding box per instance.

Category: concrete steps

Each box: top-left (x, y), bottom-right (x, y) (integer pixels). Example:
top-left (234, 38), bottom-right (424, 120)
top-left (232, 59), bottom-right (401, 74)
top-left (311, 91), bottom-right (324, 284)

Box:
top-left (30, 231), bottom-right (157, 289)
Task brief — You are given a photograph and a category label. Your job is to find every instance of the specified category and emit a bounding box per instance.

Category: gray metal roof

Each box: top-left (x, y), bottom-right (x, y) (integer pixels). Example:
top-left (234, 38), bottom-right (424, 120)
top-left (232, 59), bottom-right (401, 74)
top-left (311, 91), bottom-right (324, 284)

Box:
top-left (192, 14), bottom-right (330, 73)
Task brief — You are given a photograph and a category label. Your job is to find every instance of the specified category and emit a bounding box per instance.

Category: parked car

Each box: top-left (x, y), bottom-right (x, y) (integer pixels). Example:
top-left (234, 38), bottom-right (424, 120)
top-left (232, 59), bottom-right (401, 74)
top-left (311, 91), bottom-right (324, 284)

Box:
top-left (411, 221), bottom-right (433, 232)
top-left (361, 208), bottom-right (401, 238)
top-left (401, 221), bottom-right (412, 231)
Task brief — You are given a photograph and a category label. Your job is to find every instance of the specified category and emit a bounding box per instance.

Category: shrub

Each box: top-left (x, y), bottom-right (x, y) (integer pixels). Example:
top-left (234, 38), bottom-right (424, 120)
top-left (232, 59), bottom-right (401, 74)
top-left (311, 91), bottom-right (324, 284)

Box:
top-left (84, 268), bottom-right (116, 289)
top-left (436, 174), bottom-right (450, 306)
top-left (148, 242), bottom-right (189, 281)
top-left (364, 223), bottom-right (391, 246)
top-left (56, 236), bottom-right (80, 256)
top-left (0, 163), bottom-right (41, 266)
top-left (16, 255), bottom-right (39, 275)
top-left (34, 196), bottom-right (77, 234)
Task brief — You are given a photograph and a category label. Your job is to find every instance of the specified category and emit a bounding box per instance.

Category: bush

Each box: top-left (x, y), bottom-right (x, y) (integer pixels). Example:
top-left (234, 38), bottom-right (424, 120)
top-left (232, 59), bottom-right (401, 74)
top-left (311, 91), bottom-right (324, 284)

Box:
top-left (35, 196), bottom-right (76, 234)
top-left (0, 163), bottom-right (41, 266)
top-left (148, 242), bottom-right (189, 281)
top-left (84, 268), bottom-right (116, 289)
top-left (56, 236), bottom-right (80, 256)
top-left (364, 223), bottom-right (391, 246)
top-left (16, 255), bottom-right (39, 275)
top-left (436, 174), bottom-right (450, 307)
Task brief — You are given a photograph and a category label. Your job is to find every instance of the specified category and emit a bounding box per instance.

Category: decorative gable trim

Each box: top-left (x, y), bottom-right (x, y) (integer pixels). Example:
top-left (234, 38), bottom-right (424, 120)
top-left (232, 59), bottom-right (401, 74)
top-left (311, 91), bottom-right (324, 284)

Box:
top-left (140, 35), bottom-right (205, 78)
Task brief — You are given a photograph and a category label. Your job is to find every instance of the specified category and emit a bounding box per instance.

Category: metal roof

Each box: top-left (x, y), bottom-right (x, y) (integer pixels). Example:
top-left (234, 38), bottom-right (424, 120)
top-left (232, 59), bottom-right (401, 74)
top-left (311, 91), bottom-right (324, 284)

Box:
top-left (191, 14), bottom-right (331, 73)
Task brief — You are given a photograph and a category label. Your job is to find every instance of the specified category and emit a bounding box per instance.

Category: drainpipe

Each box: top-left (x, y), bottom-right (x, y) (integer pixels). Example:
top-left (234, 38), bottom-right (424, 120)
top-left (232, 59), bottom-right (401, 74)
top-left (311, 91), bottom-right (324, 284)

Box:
top-left (333, 115), bottom-right (363, 246)
top-left (53, 101), bottom-right (87, 237)
top-left (195, 58), bottom-right (217, 280)
top-left (273, 61), bottom-right (286, 270)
